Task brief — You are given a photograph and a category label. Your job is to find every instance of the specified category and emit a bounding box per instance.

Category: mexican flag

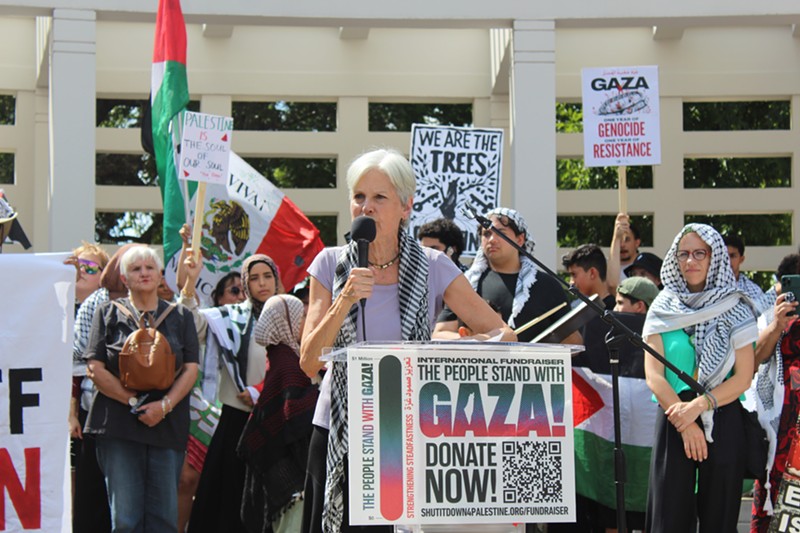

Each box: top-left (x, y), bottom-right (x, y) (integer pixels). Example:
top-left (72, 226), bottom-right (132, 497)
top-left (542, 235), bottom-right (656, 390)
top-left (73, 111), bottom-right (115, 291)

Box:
top-left (180, 152), bottom-right (325, 300)
top-left (150, 1), bottom-right (324, 296)
top-left (572, 367), bottom-right (658, 513)
top-left (151, 0), bottom-right (191, 267)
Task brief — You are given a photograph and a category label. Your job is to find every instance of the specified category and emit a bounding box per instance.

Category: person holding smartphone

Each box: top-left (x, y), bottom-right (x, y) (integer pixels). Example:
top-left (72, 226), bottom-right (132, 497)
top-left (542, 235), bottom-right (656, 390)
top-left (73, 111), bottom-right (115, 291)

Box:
top-left (751, 270), bottom-right (800, 531)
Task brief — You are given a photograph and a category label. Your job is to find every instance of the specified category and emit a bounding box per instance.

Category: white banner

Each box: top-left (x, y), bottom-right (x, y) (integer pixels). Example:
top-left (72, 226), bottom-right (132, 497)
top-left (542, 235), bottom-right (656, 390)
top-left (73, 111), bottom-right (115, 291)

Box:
top-left (0, 253), bottom-right (73, 532)
top-left (581, 65), bottom-right (661, 167)
top-left (409, 125), bottom-right (503, 257)
top-left (347, 343), bottom-right (575, 526)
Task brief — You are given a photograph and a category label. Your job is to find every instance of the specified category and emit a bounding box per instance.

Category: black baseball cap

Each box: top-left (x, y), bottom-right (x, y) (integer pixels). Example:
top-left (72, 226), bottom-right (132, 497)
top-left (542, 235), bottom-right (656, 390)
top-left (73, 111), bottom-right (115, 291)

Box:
top-left (624, 252), bottom-right (663, 280)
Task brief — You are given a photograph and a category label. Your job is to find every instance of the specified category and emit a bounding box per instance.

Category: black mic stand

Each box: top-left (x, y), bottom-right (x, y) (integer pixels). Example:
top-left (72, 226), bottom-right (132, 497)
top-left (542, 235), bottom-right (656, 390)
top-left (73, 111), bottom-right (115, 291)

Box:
top-left (464, 206), bottom-right (708, 533)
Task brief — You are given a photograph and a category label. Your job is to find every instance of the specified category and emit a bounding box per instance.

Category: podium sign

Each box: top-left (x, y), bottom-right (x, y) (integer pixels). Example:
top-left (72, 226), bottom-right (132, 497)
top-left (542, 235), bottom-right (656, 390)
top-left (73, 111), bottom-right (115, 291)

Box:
top-left (346, 343), bottom-right (575, 525)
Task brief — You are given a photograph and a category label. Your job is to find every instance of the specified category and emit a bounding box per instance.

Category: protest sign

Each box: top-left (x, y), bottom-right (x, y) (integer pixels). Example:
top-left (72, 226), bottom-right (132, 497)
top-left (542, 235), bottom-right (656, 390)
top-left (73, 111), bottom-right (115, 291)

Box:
top-left (581, 66), bottom-right (661, 167)
top-left (409, 125), bottom-right (503, 257)
top-left (179, 111), bottom-right (233, 185)
top-left (0, 254), bottom-right (73, 532)
top-left (347, 343), bottom-right (575, 526)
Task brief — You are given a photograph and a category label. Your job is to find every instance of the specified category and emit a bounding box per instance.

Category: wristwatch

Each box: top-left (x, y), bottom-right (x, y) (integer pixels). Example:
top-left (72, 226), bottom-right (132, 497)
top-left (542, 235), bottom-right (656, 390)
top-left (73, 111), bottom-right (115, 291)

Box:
top-left (128, 396), bottom-right (139, 407)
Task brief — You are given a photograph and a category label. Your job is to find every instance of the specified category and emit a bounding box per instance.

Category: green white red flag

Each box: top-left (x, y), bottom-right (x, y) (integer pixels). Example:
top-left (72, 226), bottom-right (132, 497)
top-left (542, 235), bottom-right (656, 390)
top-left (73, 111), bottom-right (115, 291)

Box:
top-left (151, 0), bottom-right (324, 296)
top-left (151, 0), bottom-right (191, 266)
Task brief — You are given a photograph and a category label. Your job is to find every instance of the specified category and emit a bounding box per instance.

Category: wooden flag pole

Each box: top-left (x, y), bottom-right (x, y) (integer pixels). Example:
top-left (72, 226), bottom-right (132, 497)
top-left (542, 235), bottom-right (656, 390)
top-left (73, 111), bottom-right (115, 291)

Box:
top-left (513, 302), bottom-right (568, 336)
top-left (617, 165), bottom-right (628, 214)
top-left (190, 181), bottom-right (207, 263)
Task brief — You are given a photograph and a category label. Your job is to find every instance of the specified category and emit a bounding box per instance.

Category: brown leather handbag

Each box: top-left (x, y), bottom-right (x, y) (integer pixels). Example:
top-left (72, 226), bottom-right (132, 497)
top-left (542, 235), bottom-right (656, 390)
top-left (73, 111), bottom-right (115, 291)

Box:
top-left (112, 301), bottom-right (177, 392)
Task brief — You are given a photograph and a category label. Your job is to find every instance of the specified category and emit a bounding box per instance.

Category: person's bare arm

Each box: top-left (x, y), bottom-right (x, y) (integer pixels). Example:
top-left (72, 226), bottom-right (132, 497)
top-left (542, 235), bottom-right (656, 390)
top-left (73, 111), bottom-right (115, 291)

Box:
top-left (644, 333), bottom-right (708, 461)
top-left (299, 269), bottom-right (374, 377)
top-left (440, 276), bottom-right (516, 341)
top-left (755, 294), bottom-right (797, 365)
top-left (606, 213), bottom-right (629, 294)
top-left (137, 363), bottom-right (199, 428)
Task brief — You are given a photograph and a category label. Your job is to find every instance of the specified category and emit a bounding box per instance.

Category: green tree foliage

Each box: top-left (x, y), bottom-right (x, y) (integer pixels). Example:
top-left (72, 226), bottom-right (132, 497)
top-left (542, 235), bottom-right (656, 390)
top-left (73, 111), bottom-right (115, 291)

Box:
top-left (96, 99), bottom-right (199, 128)
top-left (683, 101), bottom-right (790, 131)
top-left (307, 215), bottom-right (338, 246)
top-left (369, 103), bottom-right (472, 131)
top-left (243, 157), bottom-right (336, 188)
top-left (0, 95), bottom-right (14, 125)
top-left (558, 215), bottom-right (653, 248)
top-left (96, 153), bottom-right (157, 186)
top-left (232, 101), bottom-right (336, 131)
top-left (684, 157), bottom-right (790, 188)
top-left (557, 159), bottom-right (652, 190)
top-left (684, 213), bottom-right (792, 246)
top-left (0, 153), bottom-right (13, 184)
top-left (95, 212), bottom-right (163, 245)
top-left (556, 102), bottom-right (582, 133)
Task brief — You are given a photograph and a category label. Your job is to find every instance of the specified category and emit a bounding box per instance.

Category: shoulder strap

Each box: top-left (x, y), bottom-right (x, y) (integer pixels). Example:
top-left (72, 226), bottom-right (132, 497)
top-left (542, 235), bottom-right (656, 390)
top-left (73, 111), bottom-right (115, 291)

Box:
top-left (152, 303), bottom-right (177, 329)
top-left (112, 300), bottom-right (145, 329)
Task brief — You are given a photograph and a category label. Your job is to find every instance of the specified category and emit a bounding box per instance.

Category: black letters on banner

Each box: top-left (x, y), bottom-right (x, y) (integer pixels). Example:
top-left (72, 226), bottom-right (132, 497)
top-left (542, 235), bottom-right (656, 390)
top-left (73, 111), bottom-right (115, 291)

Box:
top-left (8, 368), bottom-right (42, 435)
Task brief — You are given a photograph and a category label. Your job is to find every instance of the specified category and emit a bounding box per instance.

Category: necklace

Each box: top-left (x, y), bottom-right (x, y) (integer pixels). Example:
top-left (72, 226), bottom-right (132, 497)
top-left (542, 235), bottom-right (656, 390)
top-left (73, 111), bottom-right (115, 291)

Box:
top-left (369, 252), bottom-right (400, 270)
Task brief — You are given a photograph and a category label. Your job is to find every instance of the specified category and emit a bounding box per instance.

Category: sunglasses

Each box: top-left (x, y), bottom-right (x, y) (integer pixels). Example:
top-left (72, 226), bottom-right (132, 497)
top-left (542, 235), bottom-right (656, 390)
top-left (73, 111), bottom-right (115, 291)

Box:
top-left (226, 285), bottom-right (243, 296)
top-left (78, 259), bottom-right (102, 275)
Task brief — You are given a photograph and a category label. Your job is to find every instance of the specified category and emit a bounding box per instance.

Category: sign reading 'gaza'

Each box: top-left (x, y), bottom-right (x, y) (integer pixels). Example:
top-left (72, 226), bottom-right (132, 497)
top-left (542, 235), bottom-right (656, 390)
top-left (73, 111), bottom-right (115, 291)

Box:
top-left (581, 65), bottom-right (661, 167)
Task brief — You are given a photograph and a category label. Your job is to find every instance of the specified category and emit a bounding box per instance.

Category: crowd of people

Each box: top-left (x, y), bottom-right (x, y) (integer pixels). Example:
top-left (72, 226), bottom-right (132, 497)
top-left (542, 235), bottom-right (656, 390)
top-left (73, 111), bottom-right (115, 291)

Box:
top-left (64, 146), bottom-right (799, 533)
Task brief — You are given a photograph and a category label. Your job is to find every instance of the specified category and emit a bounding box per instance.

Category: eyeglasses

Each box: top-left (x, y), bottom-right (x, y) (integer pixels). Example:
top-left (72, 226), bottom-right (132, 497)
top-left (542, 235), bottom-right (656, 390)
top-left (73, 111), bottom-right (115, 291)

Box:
top-left (676, 249), bottom-right (709, 263)
top-left (78, 259), bottom-right (102, 275)
top-left (226, 286), bottom-right (242, 296)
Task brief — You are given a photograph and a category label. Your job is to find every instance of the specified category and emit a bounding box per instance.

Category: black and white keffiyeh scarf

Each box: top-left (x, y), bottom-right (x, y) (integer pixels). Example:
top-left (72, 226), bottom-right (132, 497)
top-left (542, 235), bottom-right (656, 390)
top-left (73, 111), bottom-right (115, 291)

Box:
top-left (737, 274), bottom-right (772, 317)
top-left (465, 207), bottom-right (538, 329)
top-left (643, 223), bottom-right (758, 442)
top-left (200, 301), bottom-right (254, 398)
top-left (322, 229), bottom-right (431, 533)
top-left (755, 328), bottom-right (786, 514)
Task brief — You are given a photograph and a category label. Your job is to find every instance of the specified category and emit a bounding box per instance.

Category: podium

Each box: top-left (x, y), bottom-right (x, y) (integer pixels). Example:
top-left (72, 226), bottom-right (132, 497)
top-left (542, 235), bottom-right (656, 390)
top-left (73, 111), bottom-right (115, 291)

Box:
top-left (325, 341), bottom-right (581, 529)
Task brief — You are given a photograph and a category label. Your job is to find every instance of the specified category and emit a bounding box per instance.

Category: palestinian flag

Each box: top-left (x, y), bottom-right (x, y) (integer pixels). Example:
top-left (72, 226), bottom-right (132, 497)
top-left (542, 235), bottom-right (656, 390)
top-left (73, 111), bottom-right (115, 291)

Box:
top-left (151, 0), bottom-right (191, 266)
top-left (149, 1), bottom-right (323, 294)
top-left (572, 367), bottom-right (658, 513)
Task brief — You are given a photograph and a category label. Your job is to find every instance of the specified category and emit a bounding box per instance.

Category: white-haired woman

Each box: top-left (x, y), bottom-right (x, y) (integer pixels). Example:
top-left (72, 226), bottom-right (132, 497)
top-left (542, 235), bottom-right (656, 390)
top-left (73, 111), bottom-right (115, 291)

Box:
top-left (85, 246), bottom-right (199, 533)
top-left (643, 223), bottom-right (757, 532)
top-left (299, 148), bottom-right (516, 533)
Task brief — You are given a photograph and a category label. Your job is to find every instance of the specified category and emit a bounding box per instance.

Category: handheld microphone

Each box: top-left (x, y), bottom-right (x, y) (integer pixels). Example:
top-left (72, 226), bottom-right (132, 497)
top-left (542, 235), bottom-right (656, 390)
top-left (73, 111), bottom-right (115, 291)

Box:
top-left (350, 216), bottom-right (376, 311)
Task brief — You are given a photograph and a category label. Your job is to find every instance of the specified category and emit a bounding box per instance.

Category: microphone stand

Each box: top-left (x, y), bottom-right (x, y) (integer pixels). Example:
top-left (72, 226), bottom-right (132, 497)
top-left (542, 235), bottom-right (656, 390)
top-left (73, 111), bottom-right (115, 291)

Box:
top-left (465, 206), bottom-right (707, 533)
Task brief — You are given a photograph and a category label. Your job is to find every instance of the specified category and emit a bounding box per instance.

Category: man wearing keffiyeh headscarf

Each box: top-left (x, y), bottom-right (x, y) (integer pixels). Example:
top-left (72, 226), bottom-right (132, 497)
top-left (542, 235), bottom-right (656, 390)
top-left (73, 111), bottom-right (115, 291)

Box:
top-left (642, 223), bottom-right (758, 533)
top-left (434, 207), bottom-right (578, 343)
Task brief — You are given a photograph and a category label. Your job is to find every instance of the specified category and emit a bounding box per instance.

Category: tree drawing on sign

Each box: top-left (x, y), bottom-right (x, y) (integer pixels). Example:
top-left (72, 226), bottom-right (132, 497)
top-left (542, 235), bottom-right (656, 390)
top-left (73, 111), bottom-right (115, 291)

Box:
top-left (411, 151), bottom-right (500, 220)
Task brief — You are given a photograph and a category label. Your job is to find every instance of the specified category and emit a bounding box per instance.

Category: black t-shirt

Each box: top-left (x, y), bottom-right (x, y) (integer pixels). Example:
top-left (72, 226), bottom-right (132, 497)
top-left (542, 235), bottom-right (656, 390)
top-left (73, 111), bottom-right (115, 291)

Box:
top-left (438, 269), bottom-right (570, 342)
top-left (84, 298), bottom-right (199, 451)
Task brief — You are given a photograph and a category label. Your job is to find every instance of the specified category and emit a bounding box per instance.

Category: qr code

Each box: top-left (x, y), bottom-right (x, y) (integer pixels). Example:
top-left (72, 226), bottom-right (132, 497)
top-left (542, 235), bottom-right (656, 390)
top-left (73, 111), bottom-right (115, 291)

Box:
top-left (501, 441), bottom-right (562, 503)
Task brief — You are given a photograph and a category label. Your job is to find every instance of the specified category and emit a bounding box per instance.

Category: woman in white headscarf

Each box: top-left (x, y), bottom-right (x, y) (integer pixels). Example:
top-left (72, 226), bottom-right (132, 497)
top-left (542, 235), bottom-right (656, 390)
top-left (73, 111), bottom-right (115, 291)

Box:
top-left (643, 223), bottom-right (757, 533)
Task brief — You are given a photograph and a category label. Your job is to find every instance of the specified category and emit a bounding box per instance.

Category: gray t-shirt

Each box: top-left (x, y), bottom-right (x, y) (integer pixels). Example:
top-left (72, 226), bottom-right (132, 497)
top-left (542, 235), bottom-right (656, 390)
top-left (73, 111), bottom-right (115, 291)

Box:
top-left (309, 245), bottom-right (462, 428)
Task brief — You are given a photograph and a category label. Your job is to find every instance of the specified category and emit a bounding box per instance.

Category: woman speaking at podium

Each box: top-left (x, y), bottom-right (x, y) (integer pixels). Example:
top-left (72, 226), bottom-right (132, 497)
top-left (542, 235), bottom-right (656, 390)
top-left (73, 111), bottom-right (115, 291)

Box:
top-left (642, 223), bottom-right (757, 532)
top-left (299, 148), bottom-right (515, 533)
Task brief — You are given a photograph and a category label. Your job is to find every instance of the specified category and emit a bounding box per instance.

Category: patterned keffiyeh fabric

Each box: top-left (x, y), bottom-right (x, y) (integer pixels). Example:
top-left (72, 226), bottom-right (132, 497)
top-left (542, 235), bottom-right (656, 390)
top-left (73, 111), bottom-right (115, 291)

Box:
top-left (643, 223), bottom-right (758, 442)
top-left (754, 328), bottom-right (787, 514)
top-left (200, 301), bottom-right (254, 399)
top-left (323, 228), bottom-right (431, 533)
top-left (738, 274), bottom-right (772, 317)
top-left (254, 294), bottom-right (304, 354)
top-left (465, 207), bottom-right (538, 329)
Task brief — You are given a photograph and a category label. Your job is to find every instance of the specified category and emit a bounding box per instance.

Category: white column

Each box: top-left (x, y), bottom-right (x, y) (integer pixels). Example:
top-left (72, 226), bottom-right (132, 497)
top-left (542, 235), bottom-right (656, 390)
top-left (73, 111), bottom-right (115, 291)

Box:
top-left (48, 9), bottom-right (96, 251)
top-left (509, 19), bottom-right (557, 269)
